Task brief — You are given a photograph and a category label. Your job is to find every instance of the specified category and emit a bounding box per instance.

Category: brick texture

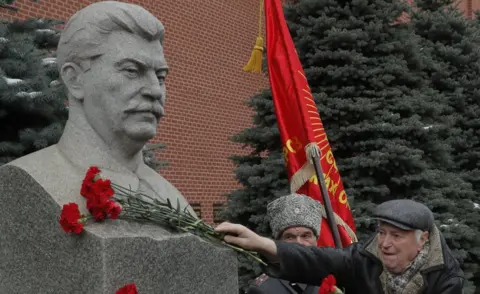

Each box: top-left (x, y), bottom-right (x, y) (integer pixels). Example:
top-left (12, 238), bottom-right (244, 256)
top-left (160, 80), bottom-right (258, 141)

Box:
top-left (457, 0), bottom-right (471, 18)
top-left (1, 0), bottom-right (269, 223)
top-left (473, 0), bottom-right (480, 16)
top-left (455, 0), bottom-right (480, 18)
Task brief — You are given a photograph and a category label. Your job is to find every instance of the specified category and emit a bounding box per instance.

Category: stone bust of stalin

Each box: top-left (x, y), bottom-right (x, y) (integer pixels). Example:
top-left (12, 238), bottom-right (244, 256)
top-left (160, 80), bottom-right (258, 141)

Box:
top-left (0, 1), bottom-right (194, 216)
top-left (0, 3), bottom-right (245, 293)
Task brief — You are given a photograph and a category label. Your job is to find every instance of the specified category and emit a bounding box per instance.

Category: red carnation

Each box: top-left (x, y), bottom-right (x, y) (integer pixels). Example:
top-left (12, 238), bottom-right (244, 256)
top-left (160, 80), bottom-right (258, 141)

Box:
top-left (319, 275), bottom-right (337, 294)
top-left (86, 182), bottom-right (111, 210)
top-left (89, 206), bottom-right (107, 221)
top-left (81, 166), bottom-right (100, 198)
top-left (115, 283), bottom-right (138, 294)
top-left (92, 178), bottom-right (114, 197)
top-left (106, 201), bottom-right (122, 219)
top-left (81, 166), bottom-right (121, 221)
top-left (60, 203), bottom-right (84, 234)
top-left (85, 166), bottom-right (100, 180)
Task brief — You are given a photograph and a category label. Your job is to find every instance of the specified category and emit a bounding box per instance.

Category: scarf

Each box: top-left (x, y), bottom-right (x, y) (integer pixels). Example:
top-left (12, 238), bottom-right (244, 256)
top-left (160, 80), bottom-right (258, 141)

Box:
top-left (385, 242), bottom-right (430, 294)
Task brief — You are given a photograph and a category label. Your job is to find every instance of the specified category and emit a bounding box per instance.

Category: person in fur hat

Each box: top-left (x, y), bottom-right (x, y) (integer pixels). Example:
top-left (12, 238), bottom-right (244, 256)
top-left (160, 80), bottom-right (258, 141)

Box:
top-left (246, 193), bottom-right (321, 294)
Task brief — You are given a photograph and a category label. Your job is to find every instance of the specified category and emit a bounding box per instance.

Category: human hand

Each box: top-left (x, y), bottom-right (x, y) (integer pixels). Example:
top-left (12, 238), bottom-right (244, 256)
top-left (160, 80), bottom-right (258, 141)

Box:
top-left (215, 222), bottom-right (277, 258)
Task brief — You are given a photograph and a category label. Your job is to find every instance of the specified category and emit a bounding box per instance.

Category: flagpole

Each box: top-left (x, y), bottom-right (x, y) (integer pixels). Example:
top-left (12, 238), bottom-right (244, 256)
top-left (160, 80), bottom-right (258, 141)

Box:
top-left (310, 150), bottom-right (342, 248)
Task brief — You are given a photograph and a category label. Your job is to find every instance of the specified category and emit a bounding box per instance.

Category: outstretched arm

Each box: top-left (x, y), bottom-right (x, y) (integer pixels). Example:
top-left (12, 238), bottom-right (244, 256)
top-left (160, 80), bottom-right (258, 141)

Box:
top-left (215, 222), bottom-right (357, 286)
top-left (215, 222), bottom-right (279, 260)
top-left (265, 241), bottom-right (357, 286)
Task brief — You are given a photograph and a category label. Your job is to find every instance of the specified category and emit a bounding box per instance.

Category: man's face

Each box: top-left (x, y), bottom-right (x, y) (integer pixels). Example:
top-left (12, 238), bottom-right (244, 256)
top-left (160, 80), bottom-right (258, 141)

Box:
top-left (377, 223), bottom-right (426, 274)
top-left (279, 226), bottom-right (316, 246)
top-left (81, 31), bottom-right (168, 143)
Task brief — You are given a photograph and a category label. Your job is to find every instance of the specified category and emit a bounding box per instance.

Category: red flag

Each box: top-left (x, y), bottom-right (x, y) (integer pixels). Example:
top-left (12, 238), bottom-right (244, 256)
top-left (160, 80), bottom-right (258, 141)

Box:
top-left (264, 0), bottom-right (356, 249)
top-left (264, 2), bottom-right (357, 291)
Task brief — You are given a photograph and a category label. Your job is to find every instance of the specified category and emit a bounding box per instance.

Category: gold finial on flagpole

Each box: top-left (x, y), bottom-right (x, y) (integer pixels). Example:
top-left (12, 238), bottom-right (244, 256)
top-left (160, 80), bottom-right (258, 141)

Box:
top-left (243, 0), bottom-right (264, 73)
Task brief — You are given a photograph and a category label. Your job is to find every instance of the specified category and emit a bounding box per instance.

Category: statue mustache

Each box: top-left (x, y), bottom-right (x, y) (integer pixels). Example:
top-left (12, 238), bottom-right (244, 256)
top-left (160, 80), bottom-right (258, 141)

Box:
top-left (125, 103), bottom-right (164, 118)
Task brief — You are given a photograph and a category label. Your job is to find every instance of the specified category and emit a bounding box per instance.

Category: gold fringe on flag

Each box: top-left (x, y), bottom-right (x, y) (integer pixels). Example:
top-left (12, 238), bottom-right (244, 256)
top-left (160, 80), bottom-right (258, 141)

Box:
top-left (243, 0), bottom-right (264, 73)
top-left (290, 162), bottom-right (314, 194)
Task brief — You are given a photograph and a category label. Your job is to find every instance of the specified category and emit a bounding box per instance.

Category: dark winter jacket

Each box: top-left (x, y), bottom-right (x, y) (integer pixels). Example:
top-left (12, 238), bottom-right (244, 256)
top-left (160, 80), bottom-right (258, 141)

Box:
top-left (264, 226), bottom-right (464, 294)
top-left (246, 274), bottom-right (319, 294)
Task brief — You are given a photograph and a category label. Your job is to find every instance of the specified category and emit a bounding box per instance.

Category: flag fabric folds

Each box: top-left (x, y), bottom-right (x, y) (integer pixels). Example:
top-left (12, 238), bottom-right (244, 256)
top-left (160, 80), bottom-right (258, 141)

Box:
top-left (263, 0), bottom-right (356, 249)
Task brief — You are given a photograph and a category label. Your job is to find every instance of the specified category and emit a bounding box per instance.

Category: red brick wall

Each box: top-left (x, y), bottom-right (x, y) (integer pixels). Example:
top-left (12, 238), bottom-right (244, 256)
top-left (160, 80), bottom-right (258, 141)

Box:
top-left (459, 0), bottom-right (480, 18)
top-left (457, 0), bottom-right (472, 18)
top-left (473, 0), bottom-right (480, 16)
top-left (0, 0), bottom-right (269, 223)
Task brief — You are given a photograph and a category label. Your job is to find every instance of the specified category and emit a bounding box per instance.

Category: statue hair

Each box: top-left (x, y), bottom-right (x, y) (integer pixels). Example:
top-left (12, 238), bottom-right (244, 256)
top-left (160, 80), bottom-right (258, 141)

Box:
top-left (56, 1), bottom-right (164, 71)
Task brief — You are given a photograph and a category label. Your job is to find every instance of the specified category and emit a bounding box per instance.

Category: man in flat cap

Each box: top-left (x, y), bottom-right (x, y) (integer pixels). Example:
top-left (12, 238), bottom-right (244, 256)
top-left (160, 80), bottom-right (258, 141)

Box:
top-left (218, 199), bottom-right (464, 294)
top-left (247, 193), bottom-right (320, 294)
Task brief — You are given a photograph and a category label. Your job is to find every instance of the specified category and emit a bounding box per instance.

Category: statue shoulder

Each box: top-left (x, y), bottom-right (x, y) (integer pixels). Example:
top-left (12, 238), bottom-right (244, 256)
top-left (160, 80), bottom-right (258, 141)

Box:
top-left (2, 145), bottom-right (89, 208)
top-left (4, 145), bottom-right (74, 185)
top-left (6, 145), bottom-right (60, 171)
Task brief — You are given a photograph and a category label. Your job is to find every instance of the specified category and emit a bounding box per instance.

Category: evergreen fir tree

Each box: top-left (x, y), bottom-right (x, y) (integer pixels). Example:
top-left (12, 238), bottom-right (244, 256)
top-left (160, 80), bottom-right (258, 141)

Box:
top-left (225, 0), bottom-right (477, 291)
top-left (0, 0), bottom-right (39, 9)
top-left (0, 19), bottom-right (67, 165)
top-left (411, 1), bottom-right (480, 291)
top-left (0, 0), bottom-right (15, 5)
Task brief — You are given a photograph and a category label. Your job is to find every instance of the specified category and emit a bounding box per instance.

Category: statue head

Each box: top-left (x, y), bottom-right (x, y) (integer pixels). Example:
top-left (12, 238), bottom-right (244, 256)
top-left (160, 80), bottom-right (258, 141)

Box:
top-left (57, 1), bottom-right (168, 145)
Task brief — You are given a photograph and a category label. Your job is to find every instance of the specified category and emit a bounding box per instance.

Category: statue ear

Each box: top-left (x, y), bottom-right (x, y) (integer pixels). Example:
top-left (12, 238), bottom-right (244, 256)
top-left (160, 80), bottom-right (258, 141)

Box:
top-left (60, 62), bottom-right (85, 101)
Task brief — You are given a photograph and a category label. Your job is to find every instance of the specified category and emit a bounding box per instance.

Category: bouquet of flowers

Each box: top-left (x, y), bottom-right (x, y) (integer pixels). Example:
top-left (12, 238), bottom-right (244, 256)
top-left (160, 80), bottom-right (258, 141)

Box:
top-left (60, 166), bottom-right (266, 293)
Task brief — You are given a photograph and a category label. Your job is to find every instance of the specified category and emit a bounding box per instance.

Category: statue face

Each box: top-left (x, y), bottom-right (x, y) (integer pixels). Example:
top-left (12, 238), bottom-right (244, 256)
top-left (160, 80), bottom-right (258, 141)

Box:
top-left (81, 31), bottom-right (168, 143)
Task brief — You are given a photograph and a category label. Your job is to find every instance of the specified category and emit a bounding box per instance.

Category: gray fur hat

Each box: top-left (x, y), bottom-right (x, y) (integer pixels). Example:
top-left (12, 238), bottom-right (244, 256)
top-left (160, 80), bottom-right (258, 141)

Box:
top-left (267, 193), bottom-right (322, 239)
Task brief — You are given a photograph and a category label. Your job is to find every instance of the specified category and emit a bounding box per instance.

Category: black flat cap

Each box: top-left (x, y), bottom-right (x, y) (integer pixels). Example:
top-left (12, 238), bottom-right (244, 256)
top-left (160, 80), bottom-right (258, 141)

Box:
top-left (373, 199), bottom-right (434, 232)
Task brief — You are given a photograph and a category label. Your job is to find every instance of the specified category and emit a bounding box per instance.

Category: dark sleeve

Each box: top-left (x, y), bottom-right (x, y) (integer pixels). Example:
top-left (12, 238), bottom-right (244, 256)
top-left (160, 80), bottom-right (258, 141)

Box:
top-left (246, 284), bottom-right (266, 294)
top-left (263, 241), bottom-right (360, 286)
top-left (434, 276), bottom-right (464, 294)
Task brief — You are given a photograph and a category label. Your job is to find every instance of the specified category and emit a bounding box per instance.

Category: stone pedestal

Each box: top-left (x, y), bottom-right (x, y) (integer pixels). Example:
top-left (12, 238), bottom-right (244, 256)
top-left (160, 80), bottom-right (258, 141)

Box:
top-left (0, 166), bottom-right (238, 293)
